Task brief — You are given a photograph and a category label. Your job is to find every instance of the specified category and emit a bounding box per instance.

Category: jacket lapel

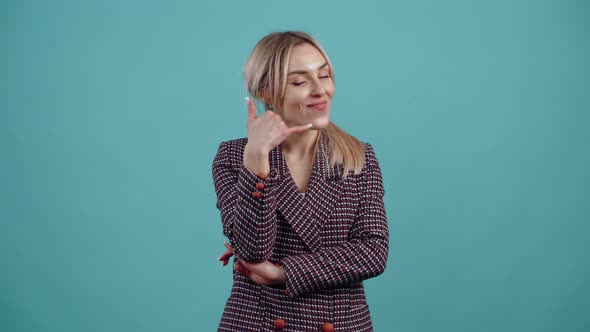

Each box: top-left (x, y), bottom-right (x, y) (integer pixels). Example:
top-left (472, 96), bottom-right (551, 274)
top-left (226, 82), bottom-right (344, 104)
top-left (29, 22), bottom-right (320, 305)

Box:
top-left (272, 134), bottom-right (344, 252)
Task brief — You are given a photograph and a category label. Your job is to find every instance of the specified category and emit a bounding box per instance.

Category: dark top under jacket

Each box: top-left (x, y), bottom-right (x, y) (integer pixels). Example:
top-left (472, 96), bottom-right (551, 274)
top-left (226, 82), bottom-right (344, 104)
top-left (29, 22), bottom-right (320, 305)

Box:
top-left (213, 134), bottom-right (389, 332)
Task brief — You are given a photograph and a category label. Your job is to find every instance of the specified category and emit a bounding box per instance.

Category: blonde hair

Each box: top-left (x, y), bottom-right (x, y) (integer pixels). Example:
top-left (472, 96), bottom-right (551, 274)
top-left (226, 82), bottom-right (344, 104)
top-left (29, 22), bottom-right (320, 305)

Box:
top-left (243, 31), bottom-right (365, 176)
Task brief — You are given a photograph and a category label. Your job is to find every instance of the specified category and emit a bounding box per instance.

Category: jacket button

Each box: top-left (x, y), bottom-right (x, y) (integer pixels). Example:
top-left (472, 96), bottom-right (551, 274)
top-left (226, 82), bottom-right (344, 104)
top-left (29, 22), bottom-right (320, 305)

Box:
top-left (274, 318), bottom-right (286, 329)
top-left (256, 182), bottom-right (265, 190)
top-left (252, 191), bottom-right (261, 199)
top-left (257, 172), bottom-right (267, 180)
top-left (321, 322), bottom-right (334, 332)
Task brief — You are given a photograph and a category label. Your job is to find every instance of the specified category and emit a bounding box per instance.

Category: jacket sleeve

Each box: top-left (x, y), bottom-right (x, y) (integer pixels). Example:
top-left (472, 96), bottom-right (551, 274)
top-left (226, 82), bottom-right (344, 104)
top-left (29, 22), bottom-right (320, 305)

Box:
top-left (212, 141), bottom-right (280, 262)
top-left (280, 144), bottom-right (389, 297)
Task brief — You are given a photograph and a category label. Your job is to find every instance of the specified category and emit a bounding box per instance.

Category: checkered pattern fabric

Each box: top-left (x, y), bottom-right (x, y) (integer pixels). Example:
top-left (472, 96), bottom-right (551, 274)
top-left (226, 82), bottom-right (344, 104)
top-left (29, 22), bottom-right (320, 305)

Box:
top-left (212, 134), bottom-right (389, 331)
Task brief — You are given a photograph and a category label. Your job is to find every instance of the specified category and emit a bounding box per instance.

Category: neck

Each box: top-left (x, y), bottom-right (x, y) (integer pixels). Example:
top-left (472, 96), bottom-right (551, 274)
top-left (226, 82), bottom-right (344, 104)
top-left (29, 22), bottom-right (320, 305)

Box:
top-left (281, 129), bottom-right (320, 160)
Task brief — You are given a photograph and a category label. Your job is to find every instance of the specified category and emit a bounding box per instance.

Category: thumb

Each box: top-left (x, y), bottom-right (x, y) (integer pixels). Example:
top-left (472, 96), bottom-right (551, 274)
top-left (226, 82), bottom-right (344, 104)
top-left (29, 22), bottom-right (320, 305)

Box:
top-left (246, 97), bottom-right (257, 124)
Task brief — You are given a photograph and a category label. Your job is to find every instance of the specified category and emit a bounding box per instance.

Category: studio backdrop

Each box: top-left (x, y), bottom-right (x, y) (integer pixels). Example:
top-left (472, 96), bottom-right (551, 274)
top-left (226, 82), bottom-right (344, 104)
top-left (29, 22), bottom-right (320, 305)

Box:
top-left (2, 0), bottom-right (588, 331)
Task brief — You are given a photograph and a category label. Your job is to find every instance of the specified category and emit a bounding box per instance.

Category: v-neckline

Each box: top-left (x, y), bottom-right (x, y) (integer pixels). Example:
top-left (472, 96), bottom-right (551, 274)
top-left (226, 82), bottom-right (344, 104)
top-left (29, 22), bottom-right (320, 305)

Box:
top-left (280, 145), bottom-right (319, 196)
top-left (270, 134), bottom-right (345, 252)
top-left (282, 154), bottom-right (316, 197)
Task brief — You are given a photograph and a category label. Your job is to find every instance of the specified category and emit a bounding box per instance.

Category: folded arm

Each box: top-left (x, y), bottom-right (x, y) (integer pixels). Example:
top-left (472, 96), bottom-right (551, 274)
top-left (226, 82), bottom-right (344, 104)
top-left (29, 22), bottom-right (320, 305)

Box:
top-left (280, 145), bottom-right (389, 297)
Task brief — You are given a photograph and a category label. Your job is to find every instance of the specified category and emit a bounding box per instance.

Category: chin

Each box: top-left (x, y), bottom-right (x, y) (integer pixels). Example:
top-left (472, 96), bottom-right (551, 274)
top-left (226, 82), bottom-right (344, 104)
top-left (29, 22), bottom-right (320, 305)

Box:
top-left (311, 117), bottom-right (330, 129)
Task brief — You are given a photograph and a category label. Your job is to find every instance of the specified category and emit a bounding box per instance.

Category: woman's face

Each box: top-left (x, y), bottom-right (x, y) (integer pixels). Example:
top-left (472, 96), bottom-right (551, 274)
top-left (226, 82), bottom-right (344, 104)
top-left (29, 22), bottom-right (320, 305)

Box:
top-left (280, 43), bottom-right (334, 129)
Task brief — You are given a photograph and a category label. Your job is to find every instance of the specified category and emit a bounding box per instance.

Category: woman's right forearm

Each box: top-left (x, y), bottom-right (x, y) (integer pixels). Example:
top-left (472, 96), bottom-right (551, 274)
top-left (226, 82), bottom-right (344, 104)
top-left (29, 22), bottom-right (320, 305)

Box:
top-left (243, 143), bottom-right (271, 176)
top-left (214, 142), bottom-right (278, 262)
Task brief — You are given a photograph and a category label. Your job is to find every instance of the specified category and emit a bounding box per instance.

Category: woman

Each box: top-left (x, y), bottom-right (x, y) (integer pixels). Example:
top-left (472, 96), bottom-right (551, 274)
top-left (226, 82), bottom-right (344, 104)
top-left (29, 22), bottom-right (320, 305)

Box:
top-left (213, 31), bottom-right (389, 332)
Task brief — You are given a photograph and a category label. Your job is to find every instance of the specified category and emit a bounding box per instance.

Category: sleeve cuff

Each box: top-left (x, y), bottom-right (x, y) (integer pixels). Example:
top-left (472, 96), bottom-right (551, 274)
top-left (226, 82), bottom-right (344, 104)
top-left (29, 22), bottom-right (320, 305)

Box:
top-left (237, 165), bottom-right (279, 201)
top-left (280, 255), bottom-right (310, 298)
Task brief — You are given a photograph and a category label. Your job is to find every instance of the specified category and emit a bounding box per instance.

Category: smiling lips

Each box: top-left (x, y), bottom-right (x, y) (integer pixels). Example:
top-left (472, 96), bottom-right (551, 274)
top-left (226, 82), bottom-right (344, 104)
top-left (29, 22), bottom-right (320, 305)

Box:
top-left (307, 101), bottom-right (328, 111)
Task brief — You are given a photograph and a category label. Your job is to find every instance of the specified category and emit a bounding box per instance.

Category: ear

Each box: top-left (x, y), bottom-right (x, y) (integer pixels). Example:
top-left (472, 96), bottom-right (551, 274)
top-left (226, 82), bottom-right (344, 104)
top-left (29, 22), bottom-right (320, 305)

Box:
top-left (260, 97), bottom-right (273, 111)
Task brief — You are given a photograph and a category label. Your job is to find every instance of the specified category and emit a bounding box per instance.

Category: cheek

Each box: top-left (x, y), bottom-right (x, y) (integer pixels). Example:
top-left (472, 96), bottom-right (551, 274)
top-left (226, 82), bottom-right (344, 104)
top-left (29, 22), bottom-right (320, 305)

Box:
top-left (324, 81), bottom-right (335, 95)
top-left (283, 90), bottom-right (307, 106)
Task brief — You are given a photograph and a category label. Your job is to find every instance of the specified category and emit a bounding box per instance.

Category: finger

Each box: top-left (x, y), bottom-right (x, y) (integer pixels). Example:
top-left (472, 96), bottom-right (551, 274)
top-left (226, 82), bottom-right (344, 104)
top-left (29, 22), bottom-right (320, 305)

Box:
top-left (218, 249), bottom-right (233, 259)
top-left (218, 250), bottom-right (234, 262)
top-left (285, 123), bottom-right (313, 135)
top-left (234, 262), bottom-right (251, 277)
top-left (241, 260), bottom-right (253, 271)
top-left (223, 241), bottom-right (234, 253)
top-left (241, 260), bottom-right (267, 276)
top-left (249, 272), bottom-right (271, 285)
top-left (246, 97), bottom-right (257, 124)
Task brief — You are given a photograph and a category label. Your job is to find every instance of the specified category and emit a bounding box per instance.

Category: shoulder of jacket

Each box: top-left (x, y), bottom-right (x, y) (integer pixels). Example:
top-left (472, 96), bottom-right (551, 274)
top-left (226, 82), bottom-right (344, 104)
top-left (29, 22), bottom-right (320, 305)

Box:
top-left (219, 137), bottom-right (248, 149)
top-left (361, 142), bottom-right (379, 170)
top-left (217, 138), bottom-right (248, 164)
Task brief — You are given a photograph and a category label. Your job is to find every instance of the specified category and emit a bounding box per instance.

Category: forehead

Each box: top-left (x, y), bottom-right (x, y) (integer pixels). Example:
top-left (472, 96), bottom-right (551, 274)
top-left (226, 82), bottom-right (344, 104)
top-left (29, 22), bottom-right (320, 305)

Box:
top-left (287, 43), bottom-right (328, 71)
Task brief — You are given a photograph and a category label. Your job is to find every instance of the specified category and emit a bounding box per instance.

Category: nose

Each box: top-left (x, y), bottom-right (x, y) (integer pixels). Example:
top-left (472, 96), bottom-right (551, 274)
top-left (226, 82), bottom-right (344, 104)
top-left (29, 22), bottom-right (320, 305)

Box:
top-left (310, 78), bottom-right (325, 96)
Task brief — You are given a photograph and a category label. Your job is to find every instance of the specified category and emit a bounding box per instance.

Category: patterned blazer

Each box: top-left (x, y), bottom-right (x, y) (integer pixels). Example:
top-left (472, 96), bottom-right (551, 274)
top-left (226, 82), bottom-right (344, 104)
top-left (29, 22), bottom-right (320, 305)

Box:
top-left (213, 134), bottom-right (389, 332)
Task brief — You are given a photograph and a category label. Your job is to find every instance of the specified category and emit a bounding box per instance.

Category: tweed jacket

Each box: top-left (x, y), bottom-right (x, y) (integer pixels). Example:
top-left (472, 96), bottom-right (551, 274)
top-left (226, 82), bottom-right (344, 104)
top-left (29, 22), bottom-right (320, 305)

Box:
top-left (213, 135), bottom-right (389, 332)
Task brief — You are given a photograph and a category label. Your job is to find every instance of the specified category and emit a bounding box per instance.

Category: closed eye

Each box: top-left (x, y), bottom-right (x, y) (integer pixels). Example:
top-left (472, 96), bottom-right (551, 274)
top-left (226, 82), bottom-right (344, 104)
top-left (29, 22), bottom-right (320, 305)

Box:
top-left (292, 81), bottom-right (306, 86)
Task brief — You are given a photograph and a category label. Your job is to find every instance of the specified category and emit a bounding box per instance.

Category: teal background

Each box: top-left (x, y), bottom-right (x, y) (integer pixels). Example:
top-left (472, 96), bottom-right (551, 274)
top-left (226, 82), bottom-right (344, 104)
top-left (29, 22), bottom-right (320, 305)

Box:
top-left (2, 0), bottom-right (589, 331)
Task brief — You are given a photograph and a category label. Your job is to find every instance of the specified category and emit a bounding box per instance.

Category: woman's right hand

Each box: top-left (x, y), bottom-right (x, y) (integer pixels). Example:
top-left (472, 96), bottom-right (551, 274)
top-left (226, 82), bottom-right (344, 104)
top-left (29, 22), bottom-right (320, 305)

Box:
top-left (243, 97), bottom-right (311, 175)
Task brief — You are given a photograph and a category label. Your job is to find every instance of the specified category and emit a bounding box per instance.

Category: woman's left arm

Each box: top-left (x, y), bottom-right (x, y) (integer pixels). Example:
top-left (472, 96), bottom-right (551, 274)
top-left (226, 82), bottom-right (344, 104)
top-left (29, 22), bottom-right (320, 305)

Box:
top-left (280, 144), bottom-right (389, 297)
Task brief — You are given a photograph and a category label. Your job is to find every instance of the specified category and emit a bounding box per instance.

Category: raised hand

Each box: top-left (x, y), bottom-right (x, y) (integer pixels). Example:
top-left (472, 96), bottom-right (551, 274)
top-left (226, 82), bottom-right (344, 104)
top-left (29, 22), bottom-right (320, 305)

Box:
top-left (243, 97), bottom-right (311, 175)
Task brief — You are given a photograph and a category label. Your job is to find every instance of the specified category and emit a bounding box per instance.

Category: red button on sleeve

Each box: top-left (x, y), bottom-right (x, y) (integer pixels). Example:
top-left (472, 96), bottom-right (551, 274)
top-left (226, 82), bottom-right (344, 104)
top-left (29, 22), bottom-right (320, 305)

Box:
top-left (321, 322), bottom-right (334, 332)
top-left (274, 318), bottom-right (286, 329)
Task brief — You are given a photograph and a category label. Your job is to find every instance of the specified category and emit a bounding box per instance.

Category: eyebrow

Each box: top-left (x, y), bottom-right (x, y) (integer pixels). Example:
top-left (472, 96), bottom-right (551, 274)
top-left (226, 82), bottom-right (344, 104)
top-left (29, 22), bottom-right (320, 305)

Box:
top-left (287, 62), bottom-right (329, 76)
